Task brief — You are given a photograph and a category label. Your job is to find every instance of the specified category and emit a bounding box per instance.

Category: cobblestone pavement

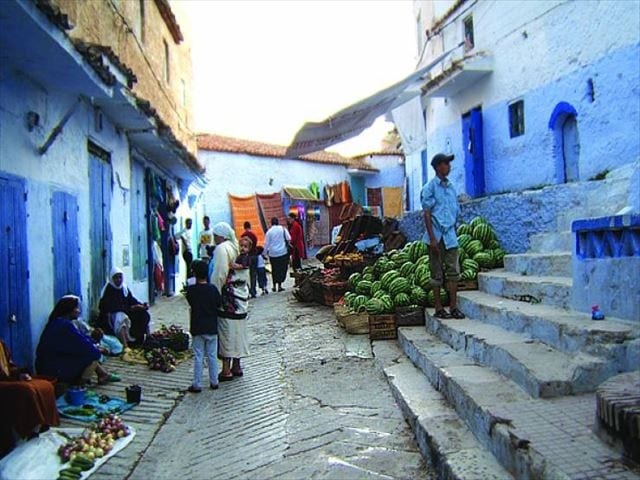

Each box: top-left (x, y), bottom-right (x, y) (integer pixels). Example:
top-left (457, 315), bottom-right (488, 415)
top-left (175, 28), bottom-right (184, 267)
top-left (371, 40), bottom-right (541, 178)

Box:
top-left (126, 276), bottom-right (432, 480)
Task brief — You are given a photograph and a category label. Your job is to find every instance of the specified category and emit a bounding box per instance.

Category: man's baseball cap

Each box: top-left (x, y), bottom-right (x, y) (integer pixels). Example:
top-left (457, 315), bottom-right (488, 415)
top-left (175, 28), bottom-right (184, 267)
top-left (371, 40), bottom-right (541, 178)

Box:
top-left (431, 153), bottom-right (454, 167)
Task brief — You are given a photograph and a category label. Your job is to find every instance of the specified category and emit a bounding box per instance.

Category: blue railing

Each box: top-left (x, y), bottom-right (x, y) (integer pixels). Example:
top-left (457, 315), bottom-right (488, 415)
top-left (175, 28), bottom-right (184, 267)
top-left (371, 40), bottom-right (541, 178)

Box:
top-left (572, 215), bottom-right (640, 259)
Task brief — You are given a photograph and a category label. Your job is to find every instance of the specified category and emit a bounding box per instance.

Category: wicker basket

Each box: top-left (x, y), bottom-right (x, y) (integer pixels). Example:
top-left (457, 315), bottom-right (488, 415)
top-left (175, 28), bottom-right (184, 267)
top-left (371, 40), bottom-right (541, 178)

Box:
top-left (369, 314), bottom-right (397, 340)
top-left (343, 312), bottom-right (370, 334)
top-left (333, 303), bottom-right (350, 328)
top-left (395, 306), bottom-right (425, 327)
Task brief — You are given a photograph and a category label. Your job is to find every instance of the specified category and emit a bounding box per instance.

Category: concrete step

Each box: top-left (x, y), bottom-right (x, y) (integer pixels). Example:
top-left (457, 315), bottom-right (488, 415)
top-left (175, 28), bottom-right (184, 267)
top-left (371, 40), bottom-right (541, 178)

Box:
top-left (397, 327), bottom-right (637, 480)
top-left (378, 343), bottom-right (513, 480)
top-left (478, 269), bottom-right (572, 309)
top-left (503, 252), bottom-right (572, 277)
top-left (425, 314), bottom-right (610, 397)
top-left (529, 231), bottom-right (573, 253)
top-left (397, 327), bottom-right (569, 479)
top-left (457, 290), bottom-right (640, 371)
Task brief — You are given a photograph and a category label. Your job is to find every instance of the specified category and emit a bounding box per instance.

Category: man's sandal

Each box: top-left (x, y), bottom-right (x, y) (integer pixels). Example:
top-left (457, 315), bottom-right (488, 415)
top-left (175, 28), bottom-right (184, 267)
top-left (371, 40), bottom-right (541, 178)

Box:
top-left (433, 309), bottom-right (452, 319)
top-left (449, 308), bottom-right (466, 319)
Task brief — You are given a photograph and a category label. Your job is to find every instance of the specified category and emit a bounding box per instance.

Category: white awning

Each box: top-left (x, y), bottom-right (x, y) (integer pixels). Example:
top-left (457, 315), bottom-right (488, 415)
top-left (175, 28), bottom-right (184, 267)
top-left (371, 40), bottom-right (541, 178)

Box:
top-left (285, 42), bottom-right (464, 158)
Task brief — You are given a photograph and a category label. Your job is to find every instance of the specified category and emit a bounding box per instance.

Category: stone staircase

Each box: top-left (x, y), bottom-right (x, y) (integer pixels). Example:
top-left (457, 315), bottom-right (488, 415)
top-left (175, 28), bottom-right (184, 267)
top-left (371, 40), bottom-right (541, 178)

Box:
top-left (382, 209), bottom-right (640, 478)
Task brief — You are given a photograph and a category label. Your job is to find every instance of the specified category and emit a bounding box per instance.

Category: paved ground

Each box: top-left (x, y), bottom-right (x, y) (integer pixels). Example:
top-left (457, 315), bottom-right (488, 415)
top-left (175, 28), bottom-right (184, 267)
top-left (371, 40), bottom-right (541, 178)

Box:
top-left (65, 274), bottom-right (431, 479)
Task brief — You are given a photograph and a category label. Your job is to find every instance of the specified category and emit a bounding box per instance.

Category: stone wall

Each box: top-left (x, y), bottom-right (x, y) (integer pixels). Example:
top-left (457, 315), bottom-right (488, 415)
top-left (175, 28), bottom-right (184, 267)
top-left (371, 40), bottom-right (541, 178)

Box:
top-left (398, 167), bottom-right (637, 254)
top-left (54, 0), bottom-right (195, 153)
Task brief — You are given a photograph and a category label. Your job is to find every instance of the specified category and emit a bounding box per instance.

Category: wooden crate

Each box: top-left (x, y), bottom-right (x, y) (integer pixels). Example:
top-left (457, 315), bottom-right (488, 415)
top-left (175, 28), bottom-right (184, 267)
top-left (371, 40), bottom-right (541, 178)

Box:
top-left (369, 314), bottom-right (397, 340)
top-left (343, 312), bottom-right (370, 334)
top-left (395, 307), bottom-right (425, 327)
top-left (457, 279), bottom-right (478, 291)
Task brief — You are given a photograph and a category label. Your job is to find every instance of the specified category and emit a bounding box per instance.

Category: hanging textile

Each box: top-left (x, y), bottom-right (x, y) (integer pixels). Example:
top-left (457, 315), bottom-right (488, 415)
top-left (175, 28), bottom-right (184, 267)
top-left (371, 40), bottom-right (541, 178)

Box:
top-left (256, 193), bottom-right (286, 233)
top-left (311, 204), bottom-right (330, 245)
top-left (228, 194), bottom-right (264, 246)
top-left (340, 182), bottom-right (352, 204)
top-left (382, 187), bottom-right (404, 218)
top-left (367, 187), bottom-right (382, 207)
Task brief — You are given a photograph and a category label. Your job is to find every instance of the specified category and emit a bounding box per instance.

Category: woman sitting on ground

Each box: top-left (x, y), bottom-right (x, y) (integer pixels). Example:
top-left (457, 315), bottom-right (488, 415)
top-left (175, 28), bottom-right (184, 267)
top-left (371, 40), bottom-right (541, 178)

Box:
top-left (98, 267), bottom-right (150, 350)
top-left (36, 295), bottom-right (120, 386)
top-left (0, 340), bottom-right (60, 455)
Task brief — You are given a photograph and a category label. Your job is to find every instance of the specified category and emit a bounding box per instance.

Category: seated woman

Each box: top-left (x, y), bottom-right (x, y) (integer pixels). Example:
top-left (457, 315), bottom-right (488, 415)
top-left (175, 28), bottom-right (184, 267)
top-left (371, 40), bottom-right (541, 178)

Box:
top-left (0, 340), bottom-right (60, 455)
top-left (36, 295), bottom-right (120, 386)
top-left (98, 268), bottom-right (150, 350)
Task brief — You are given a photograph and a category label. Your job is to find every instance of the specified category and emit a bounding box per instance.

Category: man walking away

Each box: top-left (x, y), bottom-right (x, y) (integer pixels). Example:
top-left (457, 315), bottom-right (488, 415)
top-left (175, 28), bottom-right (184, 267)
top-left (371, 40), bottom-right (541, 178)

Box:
top-left (421, 153), bottom-right (465, 319)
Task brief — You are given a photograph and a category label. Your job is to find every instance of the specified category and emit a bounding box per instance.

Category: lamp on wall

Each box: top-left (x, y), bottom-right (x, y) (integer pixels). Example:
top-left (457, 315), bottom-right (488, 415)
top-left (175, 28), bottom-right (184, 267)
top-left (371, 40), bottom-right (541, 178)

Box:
top-left (26, 111), bottom-right (40, 132)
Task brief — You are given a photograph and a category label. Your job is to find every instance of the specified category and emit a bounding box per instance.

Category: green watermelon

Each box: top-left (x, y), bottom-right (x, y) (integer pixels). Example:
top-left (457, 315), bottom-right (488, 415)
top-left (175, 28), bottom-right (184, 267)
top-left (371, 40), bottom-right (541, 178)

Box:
top-left (365, 298), bottom-right (385, 315)
top-left (379, 294), bottom-right (394, 313)
top-left (491, 248), bottom-right (505, 267)
top-left (473, 252), bottom-right (493, 268)
top-left (361, 273), bottom-right (375, 283)
top-left (461, 269), bottom-right (477, 281)
top-left (362, 266), bottom-right (375, 277)
top-left (355, 280), bottom-right (373, 296)
top-left (380, 270), bottom-right (401, 290)
top-left (351, 295), bottom-right (369, 312)
top-left (457, 234), bottom-right (473, 251)
top-left (414, 265), bottom-right (432, 290)
top-left (457, 223), bottom-right (473, 236)
top-left (469, 216), bottom-right (488, 228)
top-left (465, 239), bottom-right (484, 257)
top-left (393, 292), bottom-right (411, 307)
top-left (388, 277), bottom-right (411, 297)
top-left (410, 286), bottom-right (428, 306)
top-left (348, 272), bottom-right (362, 290)
top-left (426, 289), bottom-right (449, 308)
top-left (462, 259), bottom-right (480, 272)
top-left (391, 251), bottom-right (410, 267)
top-left (488, 239), bottom-right (501, 250)
top-left (458, 248), bottom-right (468, 263)
top-left (373, 289), bottom-right (387, 300)
top-left (409, 241), bottom-right (428, 262)
top-left (473, 224), bottom-right (495, 247)
top-left (400, 261), bottom-right (416, 277)
top-left (370, 280), bottom-right (382, 296)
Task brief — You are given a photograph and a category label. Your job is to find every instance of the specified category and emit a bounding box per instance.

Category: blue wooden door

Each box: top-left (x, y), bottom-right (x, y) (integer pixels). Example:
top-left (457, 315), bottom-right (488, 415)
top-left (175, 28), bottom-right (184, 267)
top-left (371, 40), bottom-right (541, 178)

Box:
top-left (462, 107), bottom-right (486, 197)
top-left (52, 191), bottom-right (81, 301)
top-left (89, 148), bottom-right (112, 309)
top-left (0, 175), bottom-right (32, 367)
top-left (562, 116), bottom-right (580, 182)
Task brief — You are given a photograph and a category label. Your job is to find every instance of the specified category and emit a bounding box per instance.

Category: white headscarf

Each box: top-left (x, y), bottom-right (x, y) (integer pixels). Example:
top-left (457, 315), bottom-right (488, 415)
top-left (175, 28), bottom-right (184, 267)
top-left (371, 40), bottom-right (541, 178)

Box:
top-left (100, 266), bottom-right (129, 298)
top-left (212, 222), bottom-right (239, 257)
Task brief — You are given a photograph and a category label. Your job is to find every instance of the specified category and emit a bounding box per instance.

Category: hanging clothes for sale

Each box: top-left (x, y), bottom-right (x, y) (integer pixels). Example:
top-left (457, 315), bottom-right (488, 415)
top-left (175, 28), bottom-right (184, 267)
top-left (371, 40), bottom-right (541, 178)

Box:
top-left (340, 181), bottom-right (352, 203)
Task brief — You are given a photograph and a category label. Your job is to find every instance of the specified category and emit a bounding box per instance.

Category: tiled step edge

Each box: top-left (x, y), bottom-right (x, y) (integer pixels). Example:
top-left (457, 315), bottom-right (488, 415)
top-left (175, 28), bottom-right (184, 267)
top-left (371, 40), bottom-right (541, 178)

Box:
top-left (373, 341), bottom-right (513, 480)
top-left (478, 270), bottom-right (572, 309)
top-left (503, 252), bottom-right (572, 277)
top-left (457, 290), bottom-right (640, 370)
top-left (397, 327), bottom-right (571, 480)
top-left (426, 315), bottom-right (613, 397)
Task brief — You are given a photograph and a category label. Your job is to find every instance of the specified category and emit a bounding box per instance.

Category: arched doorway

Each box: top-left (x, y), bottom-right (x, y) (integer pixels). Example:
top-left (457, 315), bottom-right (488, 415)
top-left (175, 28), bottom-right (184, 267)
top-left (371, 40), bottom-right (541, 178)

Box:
top-left (561, 115), bottom-right (579, 182)
top-left (549, 102), bottom-right (580, 183)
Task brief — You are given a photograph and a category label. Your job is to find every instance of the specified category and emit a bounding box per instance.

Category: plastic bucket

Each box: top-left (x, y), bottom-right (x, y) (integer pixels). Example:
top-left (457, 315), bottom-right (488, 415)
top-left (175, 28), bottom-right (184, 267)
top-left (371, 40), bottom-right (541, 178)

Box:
top-left (125, 385), bottom-right (142, 404)
top-left (66, 387), bottom-right (86, 406)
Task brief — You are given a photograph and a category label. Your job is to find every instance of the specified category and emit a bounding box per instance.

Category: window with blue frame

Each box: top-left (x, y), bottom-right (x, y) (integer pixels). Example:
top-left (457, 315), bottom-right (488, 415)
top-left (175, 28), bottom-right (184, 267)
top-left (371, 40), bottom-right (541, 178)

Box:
top-left (509, 100), bottom-right (525, 138)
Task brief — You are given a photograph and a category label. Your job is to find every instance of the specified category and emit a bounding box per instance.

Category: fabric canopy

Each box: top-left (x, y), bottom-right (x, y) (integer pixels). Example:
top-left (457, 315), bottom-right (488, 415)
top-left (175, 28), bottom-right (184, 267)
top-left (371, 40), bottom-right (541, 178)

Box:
top-left (256, 192), bottom-right (286, 232)
top-left (285, 42), bottom-right (463, 157)
top-left (228, 194), bottom-right (264, 246)
top-left (283, 186), bottom-right (320, 201)
top-left (382, 187), bottom-right (403, 218)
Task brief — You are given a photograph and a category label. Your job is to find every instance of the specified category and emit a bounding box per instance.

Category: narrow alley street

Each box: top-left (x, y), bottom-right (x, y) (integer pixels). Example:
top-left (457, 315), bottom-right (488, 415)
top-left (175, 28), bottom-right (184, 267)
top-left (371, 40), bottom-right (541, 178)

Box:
top-left (86, 275), bottom-right (431, 480)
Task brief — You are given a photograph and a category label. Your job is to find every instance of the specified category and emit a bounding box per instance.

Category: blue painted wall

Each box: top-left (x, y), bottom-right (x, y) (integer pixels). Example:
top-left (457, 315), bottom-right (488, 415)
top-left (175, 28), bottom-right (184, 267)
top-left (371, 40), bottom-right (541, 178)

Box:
top-left (414, 0), bottom-right (640, 197)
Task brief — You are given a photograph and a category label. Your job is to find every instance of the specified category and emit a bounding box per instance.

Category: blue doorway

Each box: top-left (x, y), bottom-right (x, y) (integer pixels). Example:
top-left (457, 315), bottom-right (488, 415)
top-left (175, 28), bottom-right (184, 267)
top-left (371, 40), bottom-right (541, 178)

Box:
top-left (52, 191), bottom-right (81, 301)
top-left (88, 144), bottom-right (112, 310)
top-left (462, 107), bottom-right (485, 197)
top-left (0, 174), bottom-right (32, 367)
top-left (562, 116), bottom-right (580, 182)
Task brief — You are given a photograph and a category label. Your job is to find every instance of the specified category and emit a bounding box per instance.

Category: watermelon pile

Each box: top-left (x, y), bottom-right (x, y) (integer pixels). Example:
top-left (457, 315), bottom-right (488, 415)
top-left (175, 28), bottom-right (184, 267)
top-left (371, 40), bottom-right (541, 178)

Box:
top-left (342, 216), bottom-right (504, 314)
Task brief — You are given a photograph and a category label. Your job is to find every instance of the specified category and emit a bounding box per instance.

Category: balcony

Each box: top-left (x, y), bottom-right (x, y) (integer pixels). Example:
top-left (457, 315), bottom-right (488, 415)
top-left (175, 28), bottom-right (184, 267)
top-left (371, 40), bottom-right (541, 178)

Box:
top-left (421, 50), bottom-right (493, 97)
